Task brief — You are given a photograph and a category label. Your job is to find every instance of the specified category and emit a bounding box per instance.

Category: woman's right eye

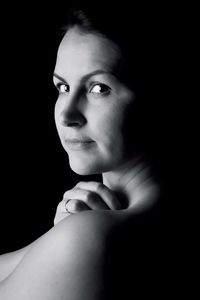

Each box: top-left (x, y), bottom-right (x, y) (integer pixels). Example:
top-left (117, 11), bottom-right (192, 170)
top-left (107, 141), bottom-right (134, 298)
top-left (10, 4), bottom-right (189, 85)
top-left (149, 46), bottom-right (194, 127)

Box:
top-left (56, 83), bottom-right (70, 94)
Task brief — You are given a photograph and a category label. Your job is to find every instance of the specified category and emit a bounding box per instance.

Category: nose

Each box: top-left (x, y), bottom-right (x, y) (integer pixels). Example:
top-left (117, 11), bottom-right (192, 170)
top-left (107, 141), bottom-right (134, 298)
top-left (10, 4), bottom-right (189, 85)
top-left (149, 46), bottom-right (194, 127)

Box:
top-left (58, 93), bottom-right (86, 127)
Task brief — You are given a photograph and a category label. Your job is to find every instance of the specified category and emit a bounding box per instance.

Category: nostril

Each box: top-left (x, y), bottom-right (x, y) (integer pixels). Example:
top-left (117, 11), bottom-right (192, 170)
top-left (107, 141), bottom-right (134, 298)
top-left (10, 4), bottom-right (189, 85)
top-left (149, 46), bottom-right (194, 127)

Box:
top-left (60, 111), bottom-right (86, 127)
top-left (62, 120), bottom-right (82, 127)
top-left (59, 99), bottom-right (87, 127)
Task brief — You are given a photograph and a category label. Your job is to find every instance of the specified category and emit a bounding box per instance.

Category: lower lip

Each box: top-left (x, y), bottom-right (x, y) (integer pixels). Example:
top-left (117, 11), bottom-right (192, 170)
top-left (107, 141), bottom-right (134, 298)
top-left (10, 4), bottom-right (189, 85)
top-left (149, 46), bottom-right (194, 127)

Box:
top-left (65, 141), bottom-right (95, 151)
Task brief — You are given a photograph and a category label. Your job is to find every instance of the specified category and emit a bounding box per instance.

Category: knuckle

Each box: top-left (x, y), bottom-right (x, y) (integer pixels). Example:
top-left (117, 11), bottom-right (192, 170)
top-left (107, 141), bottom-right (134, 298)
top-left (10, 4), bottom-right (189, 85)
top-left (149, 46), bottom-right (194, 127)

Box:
top-left (63, 188), bottom-right (75, 198)
top-left (76, 181), bottom-right (84, 187)
top-left (63, 190), bottom-right (69, 198)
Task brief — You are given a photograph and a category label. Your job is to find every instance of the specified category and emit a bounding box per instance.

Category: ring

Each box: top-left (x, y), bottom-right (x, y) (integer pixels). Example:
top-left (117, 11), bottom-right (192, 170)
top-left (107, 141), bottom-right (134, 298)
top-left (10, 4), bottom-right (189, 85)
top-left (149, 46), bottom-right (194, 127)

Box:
top-left (64, 199), bottom-right (71, 213)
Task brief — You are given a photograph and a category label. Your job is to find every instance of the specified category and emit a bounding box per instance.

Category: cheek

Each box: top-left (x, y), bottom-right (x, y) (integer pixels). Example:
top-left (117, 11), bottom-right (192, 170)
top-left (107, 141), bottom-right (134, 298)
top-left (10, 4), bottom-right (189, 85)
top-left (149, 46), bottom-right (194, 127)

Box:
top-left (91, 104), bottom-right (128, 152)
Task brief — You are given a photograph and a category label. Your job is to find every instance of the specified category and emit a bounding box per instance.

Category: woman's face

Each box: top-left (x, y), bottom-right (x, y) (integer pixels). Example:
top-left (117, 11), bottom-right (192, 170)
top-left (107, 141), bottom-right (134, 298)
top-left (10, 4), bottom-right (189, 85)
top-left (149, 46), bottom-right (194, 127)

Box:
top-left (54, 27), bottom-right (136, 175)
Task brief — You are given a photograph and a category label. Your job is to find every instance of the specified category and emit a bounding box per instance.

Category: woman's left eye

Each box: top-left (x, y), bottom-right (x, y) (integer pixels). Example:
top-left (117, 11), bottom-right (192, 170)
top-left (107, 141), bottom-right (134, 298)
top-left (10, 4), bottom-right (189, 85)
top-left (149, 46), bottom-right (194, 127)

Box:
top-left (89, 84), bottom-right (111, 95)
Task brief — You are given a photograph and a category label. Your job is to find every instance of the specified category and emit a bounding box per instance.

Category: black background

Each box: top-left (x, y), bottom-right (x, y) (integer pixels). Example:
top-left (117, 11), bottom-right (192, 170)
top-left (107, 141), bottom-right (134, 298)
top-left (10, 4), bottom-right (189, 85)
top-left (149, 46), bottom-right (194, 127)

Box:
top-left (0, 4), bottom-right (195, 298)
top-left (0, 2), bottom-right (190, 255)
top-left (0, 3), bottom-right (102, 253)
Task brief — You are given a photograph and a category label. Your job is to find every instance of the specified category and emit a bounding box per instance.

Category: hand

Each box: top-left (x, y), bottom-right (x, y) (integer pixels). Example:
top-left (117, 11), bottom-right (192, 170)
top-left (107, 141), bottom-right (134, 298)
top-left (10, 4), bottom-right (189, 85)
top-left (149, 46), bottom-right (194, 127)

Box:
top-left (54, 181), bottom-right (121, 225)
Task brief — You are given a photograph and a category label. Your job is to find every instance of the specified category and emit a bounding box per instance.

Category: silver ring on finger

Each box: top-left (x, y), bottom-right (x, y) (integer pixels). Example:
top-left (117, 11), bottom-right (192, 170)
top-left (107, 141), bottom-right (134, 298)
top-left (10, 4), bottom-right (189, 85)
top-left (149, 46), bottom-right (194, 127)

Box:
top-left (64, 199), bottom-right (71, 214)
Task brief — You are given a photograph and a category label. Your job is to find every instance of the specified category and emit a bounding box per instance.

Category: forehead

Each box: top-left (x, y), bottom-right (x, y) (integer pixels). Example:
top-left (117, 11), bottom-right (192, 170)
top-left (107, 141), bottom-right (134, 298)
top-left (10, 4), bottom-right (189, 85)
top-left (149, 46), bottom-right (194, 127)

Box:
top-left (55, 28), bottom-right (122, 77)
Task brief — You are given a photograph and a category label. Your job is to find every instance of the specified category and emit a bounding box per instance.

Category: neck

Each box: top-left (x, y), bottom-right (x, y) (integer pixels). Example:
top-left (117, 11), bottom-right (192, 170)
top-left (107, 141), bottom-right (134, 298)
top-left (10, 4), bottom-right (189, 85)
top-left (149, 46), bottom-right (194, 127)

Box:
top-left (102, 155), bottom-right (160, 212)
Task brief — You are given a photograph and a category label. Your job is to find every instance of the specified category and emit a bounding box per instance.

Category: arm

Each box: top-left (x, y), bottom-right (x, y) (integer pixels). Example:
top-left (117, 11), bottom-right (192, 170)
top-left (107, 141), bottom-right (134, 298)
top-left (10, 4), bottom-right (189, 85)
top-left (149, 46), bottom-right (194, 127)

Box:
top-left (0, 180), bottom-right (120, 284)
top-left (0, 236), bottom-right (44, 282)
top-left (0, 210), bottom-right (118, 300)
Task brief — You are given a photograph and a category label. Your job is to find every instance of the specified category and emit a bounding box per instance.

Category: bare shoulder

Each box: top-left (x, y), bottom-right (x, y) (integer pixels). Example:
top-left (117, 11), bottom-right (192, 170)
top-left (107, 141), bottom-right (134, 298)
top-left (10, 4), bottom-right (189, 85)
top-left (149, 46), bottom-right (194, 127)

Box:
top-left (0, 209), bottom-right (161, 299)
top-left (55, 209), bottom-right (124, 249)
top-left (60, 210), bottom-right (122, 230)
top-left (0, 211), bottom-right (126, 300)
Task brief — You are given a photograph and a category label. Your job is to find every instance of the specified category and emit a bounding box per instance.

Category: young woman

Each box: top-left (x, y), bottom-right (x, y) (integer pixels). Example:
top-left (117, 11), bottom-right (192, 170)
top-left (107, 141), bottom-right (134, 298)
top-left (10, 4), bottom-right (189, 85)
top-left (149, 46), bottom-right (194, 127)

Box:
top-left (0, 7), bottom-right (169, 299)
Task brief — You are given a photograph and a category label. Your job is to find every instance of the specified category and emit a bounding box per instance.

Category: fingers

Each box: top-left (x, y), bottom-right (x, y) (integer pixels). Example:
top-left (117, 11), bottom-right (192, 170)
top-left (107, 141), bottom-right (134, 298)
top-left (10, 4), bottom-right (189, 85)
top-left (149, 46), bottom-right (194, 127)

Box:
top-left (74, 181), bottom-right (122, 210)
top-left (59, 180), bottom-right (122, 218)
top-left (53, 200), bottom-right (71, 225)
top-left (54, 181), bottom-right (121, 226)
top-left (64, 188), bottom-right (110, 211)
top-left (65, 199), bottom-right (91, 213)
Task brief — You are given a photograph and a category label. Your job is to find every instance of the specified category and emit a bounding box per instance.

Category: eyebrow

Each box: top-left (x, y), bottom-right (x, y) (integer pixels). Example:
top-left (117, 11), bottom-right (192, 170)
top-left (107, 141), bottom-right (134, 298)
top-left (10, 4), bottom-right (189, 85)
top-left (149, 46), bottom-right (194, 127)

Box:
top-left (53, 69), bottom-right (115, 83)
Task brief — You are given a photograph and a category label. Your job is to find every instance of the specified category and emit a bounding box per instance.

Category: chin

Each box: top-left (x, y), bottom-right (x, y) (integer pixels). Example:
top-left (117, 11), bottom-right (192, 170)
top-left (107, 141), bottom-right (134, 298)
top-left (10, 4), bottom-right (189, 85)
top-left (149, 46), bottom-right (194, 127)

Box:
top-left (67, 147), bottom-right (125, 175)
top-left (69, 158), bottom-right (100, 175)
top-left (68, 155), bottom-right (113, 176)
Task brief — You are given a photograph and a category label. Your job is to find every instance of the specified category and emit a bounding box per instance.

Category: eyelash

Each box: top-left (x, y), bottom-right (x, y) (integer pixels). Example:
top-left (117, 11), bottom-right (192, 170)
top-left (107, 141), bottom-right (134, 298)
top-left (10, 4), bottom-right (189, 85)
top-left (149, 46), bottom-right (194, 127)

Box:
top-left (89, 83), bottom-right (111, 95)
top-left (56, 83), bottom-right (69, 93)
top-left (55, 82), bottom-right (111, 96)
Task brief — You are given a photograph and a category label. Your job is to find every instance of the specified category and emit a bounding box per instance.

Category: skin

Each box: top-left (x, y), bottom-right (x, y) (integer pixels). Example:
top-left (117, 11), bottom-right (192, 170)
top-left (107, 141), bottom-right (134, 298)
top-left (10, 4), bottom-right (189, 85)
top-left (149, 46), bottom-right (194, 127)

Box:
top-left (0, 26), bottom-right (160, 299)
top-left (54, 27), bottom-right (137, 176)
top-left (53, 27), bottom-right (159, 215)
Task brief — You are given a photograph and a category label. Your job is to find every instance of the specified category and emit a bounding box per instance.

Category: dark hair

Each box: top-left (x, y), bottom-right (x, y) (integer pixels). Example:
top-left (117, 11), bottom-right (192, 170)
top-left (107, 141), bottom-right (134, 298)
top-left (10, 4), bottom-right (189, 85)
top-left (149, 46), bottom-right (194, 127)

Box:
top-left (61, 7), bottom-right (167, 105)
top-left (61, 7), bottom-right (159, 87)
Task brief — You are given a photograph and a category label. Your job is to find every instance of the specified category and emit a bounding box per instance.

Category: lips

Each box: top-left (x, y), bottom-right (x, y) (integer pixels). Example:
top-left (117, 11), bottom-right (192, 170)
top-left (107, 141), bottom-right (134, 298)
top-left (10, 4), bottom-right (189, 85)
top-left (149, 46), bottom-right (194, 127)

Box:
top-left (64, 138), bottom-right (95, 150)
